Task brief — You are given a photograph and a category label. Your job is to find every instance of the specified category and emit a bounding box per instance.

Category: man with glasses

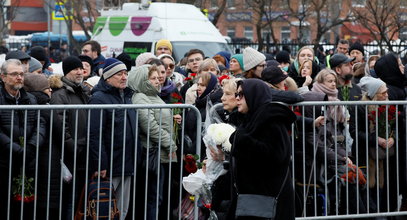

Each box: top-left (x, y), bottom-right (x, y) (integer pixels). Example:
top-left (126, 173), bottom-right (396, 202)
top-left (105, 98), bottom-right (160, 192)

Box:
top-left (0, 59), bottom-right (45, 219)
top-left (180, 49), bottom-right (205, 99)
top-left (81, 40), bottom-right (106, 75)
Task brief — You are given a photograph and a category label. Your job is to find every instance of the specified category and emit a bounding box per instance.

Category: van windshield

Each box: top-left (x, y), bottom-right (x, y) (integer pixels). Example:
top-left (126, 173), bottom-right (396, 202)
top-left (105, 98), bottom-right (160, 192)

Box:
top-left (171, 42), bottom-right (231, 62)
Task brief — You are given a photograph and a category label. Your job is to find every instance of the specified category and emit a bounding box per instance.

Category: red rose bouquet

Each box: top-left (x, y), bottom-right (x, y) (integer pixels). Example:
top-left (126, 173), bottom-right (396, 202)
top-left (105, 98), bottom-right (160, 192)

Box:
top-left (368, 105), bottom-right (399, 138)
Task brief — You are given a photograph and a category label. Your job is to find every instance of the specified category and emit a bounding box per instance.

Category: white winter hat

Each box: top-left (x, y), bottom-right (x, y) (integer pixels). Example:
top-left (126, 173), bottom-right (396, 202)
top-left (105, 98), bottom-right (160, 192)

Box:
top-left (243, 47), bottom-right (266, 71)
top-left (358, 76), bottom-right (385, 99)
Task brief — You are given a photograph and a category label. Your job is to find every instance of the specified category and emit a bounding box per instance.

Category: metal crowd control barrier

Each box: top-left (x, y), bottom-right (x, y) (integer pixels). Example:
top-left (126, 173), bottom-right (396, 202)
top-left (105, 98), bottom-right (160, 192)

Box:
top-left (0, 104), bottom-right (201, 220)
top-left (290, 100), bottom-right (407, 219)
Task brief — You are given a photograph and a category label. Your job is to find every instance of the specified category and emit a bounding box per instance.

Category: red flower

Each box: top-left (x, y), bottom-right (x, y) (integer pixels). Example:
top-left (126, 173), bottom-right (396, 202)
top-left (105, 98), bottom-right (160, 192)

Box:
top-left (218, 75), bottom-right (230, 84)
top-left (184, 154), bottom-right (199, 174)
top-left (190, 73), bottom-right (197, 77)
top-left (184, 77), bottom-right (192, 81)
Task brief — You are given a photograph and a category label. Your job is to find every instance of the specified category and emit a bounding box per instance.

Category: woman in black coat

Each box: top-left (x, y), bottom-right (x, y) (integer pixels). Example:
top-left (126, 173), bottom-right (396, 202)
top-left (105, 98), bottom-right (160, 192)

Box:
top-left (228, 78), bottom-right (296, 220)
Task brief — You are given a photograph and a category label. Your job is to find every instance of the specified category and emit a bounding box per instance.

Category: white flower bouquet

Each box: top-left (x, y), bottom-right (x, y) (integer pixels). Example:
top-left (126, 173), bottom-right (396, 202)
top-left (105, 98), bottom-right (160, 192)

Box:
top-left (205, 123), bottom-right (235, 152)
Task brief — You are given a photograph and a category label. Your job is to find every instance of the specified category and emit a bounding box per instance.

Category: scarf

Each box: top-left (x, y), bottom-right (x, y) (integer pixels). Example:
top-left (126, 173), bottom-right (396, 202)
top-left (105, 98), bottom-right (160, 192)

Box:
top-left (160, 78), bottom-right (176, 98)
top-left (312, 82), bottom-right (346, 123)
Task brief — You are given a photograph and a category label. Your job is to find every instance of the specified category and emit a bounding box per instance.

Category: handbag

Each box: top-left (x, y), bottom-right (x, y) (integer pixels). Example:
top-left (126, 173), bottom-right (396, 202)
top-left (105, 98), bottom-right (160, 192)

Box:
top-left (232, 129), bottom-right (289, 219)
top-left (234, 169), bottom-right (289, 219)
top-left (142, 146), bottom-right (160, 174)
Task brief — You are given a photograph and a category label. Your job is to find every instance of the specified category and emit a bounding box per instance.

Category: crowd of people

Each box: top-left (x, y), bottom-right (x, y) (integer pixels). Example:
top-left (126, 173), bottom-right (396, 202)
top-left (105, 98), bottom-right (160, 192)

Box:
top-left (0, 38), bottom-right (406, 220)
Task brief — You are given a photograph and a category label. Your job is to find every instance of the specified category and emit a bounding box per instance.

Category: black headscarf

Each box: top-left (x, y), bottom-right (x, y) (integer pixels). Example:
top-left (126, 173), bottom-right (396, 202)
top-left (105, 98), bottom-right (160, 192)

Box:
top-left (375, 53), bottom-right (405, 88)
top-left (237, 78), bottom-right (273, 116)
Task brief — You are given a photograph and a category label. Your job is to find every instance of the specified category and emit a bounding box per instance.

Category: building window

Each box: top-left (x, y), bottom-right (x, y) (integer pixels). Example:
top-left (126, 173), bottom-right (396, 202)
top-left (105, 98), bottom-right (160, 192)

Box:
top-left (262, 29), bottom-right (272, 43)
top-left (227, 0), bottom-right (235, 9)
top-left (211, 0), bottom-right (218, 9)
top-left (227, 27), bottom-right (236, 38)
top-left (281, 26), bottom-right (291, 43)
top-left (352, 0), bottom-right (366, 7)
top-left (244, 26), bottom-right (253, 41)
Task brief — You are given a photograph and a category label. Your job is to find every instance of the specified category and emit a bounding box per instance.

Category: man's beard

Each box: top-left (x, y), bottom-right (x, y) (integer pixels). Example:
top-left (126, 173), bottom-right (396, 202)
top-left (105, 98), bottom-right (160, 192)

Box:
top-left (343, 73), bottom-right (353, 81)
top-left (12, 84), bottom-right (23, 91)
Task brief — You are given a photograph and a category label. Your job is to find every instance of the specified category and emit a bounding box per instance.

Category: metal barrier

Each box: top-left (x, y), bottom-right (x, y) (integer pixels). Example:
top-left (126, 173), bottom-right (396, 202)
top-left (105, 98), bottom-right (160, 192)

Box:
top-left (2, 101), bottom-right (407, 220)
top-left (0, 104), bottom-right (201, 220)
top-left (291, 101), bottom-right (407, 219)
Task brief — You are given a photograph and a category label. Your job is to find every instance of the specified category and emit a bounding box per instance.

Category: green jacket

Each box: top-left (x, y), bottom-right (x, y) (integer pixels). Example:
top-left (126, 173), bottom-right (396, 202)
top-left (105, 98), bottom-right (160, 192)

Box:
top-left (128, 65), bottom-right (177, 163)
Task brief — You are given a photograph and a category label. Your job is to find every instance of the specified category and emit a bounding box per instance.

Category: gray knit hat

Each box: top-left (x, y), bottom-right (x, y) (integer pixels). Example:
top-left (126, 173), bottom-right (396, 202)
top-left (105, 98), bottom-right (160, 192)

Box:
top-left (358, 76), bottom-right (385, 99)
top-left (23, 73), bottom-right (50, 92)
top-left (28, 57), bottom-right (43, 73)
top-left (136, 52), bottom-right (156, 67)
top-left (243, 47), bottom-right (266, 70)
top-left (102, 58), bottom-right (127, 80)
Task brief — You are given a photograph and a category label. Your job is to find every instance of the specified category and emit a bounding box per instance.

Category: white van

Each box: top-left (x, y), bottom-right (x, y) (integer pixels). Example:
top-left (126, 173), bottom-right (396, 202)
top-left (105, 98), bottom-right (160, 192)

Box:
top-left (92, 2), bottom-right (231, 62)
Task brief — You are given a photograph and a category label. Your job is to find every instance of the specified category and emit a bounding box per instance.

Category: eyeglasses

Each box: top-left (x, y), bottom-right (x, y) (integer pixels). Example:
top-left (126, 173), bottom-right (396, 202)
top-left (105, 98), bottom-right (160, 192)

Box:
top-left (235, 91), bottom-right (244, 99)
top-left (256, 64), bottom-right (266, 68)
top-left (188, 57), bottom-right (202, 63)
top-left (165, 63), bottom-right (175, 69)
top-left (6, 72), bottom-right (24, 77)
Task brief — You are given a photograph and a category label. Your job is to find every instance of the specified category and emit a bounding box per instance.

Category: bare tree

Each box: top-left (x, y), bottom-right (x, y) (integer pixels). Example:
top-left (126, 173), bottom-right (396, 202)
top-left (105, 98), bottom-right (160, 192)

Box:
top-left (210, 0), bottom-right (227, 26)
top-left (285, 0), bottom-right (312, 47)
top-left (352, 0), bottom-right (406, 54)
top-left (0, 0), bottom-right (20, 43)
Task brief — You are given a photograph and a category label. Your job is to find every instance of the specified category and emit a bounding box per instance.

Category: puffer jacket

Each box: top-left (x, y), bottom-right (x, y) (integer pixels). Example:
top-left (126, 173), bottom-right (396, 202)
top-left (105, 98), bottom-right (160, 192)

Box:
top-left (128, 65), bottom-right (177, 163)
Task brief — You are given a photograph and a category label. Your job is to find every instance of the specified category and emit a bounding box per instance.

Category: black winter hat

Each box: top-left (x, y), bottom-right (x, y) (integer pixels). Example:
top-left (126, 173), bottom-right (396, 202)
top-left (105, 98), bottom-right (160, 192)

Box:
top-left (29, 46), bottom-right (47, 62)
top-left (275, 51), bottom-right (291, 64)
top-left (261, 65), bottom-right (288, 85)
top-left (63, 56), bottom-right (83, 75)
top-left (78, 55), bottom-right (94, 72)
top-left (116, 52), bottom-right (132, 71)
top-left (349, 42), bottom-right (365, 56)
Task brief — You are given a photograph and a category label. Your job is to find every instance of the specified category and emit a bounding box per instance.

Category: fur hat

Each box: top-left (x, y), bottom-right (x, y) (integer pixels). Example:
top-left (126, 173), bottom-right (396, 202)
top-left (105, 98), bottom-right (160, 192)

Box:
top-left (62, 56), bottom-right (83, 75)
top-left (243, 47), bottom-right (266, 71)
top-left (102, 58), bottom-right (127, 80)
top-left (136, 52), bottom-right (156, 67)
top-left (155, 39), bottom-right (173, 53)
top-left (358, 76), bottom-right (385, 99)
top-left (28, 57), bottom-right (43, 73)
top-left (349, 42), bottom-right (365, 56)
top-left (23, 73), bottom-right (50, 92)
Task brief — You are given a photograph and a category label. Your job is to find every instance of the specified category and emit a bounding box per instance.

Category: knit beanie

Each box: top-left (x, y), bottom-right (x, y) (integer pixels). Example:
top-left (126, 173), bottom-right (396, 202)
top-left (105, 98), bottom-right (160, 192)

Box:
top-left (28, 57), bottom-right (43, 73)
top-left (231, 54), bottom-right (244, 71)
top-left (116, 52), bottom-right (133, 71)
top-left (29, 46), bottom-right (47, 62)
top-left (275, 51), bottom-right (291, 64)
top-left (84, 76), bottom-right (101, 88)
top-left (23, 73), bottom-right (50, 92)
top-left (102, 58), bottom-right (127, 80)
top-left (261, 66), bottom-right (288, 85)
top-left (349, 42), bottom-right (365, 56)
top-left (155, 39), bottom-right (173, 53)
top-left (243, 47), bottom-right (266, 71)
top-left (78, 55), bottom-right (93, 68)
top-left (136, 52), bottom-right (156, 67)
top-left (358, 76), bottom-right (385, 99)
top-left (62, 56), bottom-right (83, 75)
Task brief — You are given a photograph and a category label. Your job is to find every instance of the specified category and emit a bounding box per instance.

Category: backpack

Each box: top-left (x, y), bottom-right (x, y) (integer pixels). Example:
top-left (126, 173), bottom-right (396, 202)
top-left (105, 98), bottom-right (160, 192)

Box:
top-left (75, 177), bottom-right (120, 220)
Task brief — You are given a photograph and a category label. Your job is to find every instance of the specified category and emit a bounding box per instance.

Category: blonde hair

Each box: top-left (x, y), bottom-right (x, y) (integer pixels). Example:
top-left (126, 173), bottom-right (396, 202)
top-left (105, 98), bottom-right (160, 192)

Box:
top-left (296, 46), bottom-right (315, 61)
top-left (199, 72), bottom-right (213, 87)
top-left (314, 68), bottom-right (337, 84)
top-left (148, 65), bottom-right (159, 78)
top-left (198, 58), bottom-right (220, 74)
top-left (222, 77), bottom-right (241, 92)
top-left (285, 76), bottom-right (298, 92)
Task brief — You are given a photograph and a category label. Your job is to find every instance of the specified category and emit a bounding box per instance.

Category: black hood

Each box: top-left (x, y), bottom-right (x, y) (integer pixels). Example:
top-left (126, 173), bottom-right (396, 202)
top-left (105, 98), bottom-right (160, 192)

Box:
top-left (238, 79), bottom-right (273, 115)
top-left (375, 53), bottom-right (405, 88)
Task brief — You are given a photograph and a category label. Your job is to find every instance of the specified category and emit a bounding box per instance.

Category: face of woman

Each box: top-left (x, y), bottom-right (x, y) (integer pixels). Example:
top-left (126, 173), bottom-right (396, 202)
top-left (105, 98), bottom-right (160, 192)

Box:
top-left (300, 62), bottom-right (311, 77)
top-left (376, 85), bottom-right (389, 101)
top-left (235, 87), bottom-right (248, 114)
top-left (149, 71), bottom-right (160, 89)
top-left (158, 65), bottom-right (166, 85)
top-left (298, 49), bottom-right (313, 65)
top-left (229, 58), bottom-right (241, 72)
top-left (323, 74), bottom-right (337, 90)
top-left (200, 65), bottom-right (218, 75)
top-left (254, 61), bottom-right (266, 78)
top-left (162, 57), bottom-right (175, 78)
top-left (221, 86), bottom-right (237, 112)
top-left (197, 77), bottom-right (207, 97)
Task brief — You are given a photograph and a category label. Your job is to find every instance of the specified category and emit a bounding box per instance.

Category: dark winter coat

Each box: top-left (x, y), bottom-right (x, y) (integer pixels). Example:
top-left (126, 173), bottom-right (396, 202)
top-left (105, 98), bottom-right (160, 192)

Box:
top-left (228, 79), bottom-right (296, 220)
top-left (50, 77), bottom-right (90, 171)
top-left (0, 86), bottom-right (46, 172)
top-left (88, 78), bottom-right (138, 177)
top-left (93, 54), bottom-right (106, 75)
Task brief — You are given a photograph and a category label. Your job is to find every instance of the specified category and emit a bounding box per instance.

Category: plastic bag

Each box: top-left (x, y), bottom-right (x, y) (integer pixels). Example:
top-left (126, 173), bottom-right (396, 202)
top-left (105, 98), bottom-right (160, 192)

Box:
top-left (182, 169), bottom-right (208, 195)
top-left (60, 160), bottom-right (72, 183)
